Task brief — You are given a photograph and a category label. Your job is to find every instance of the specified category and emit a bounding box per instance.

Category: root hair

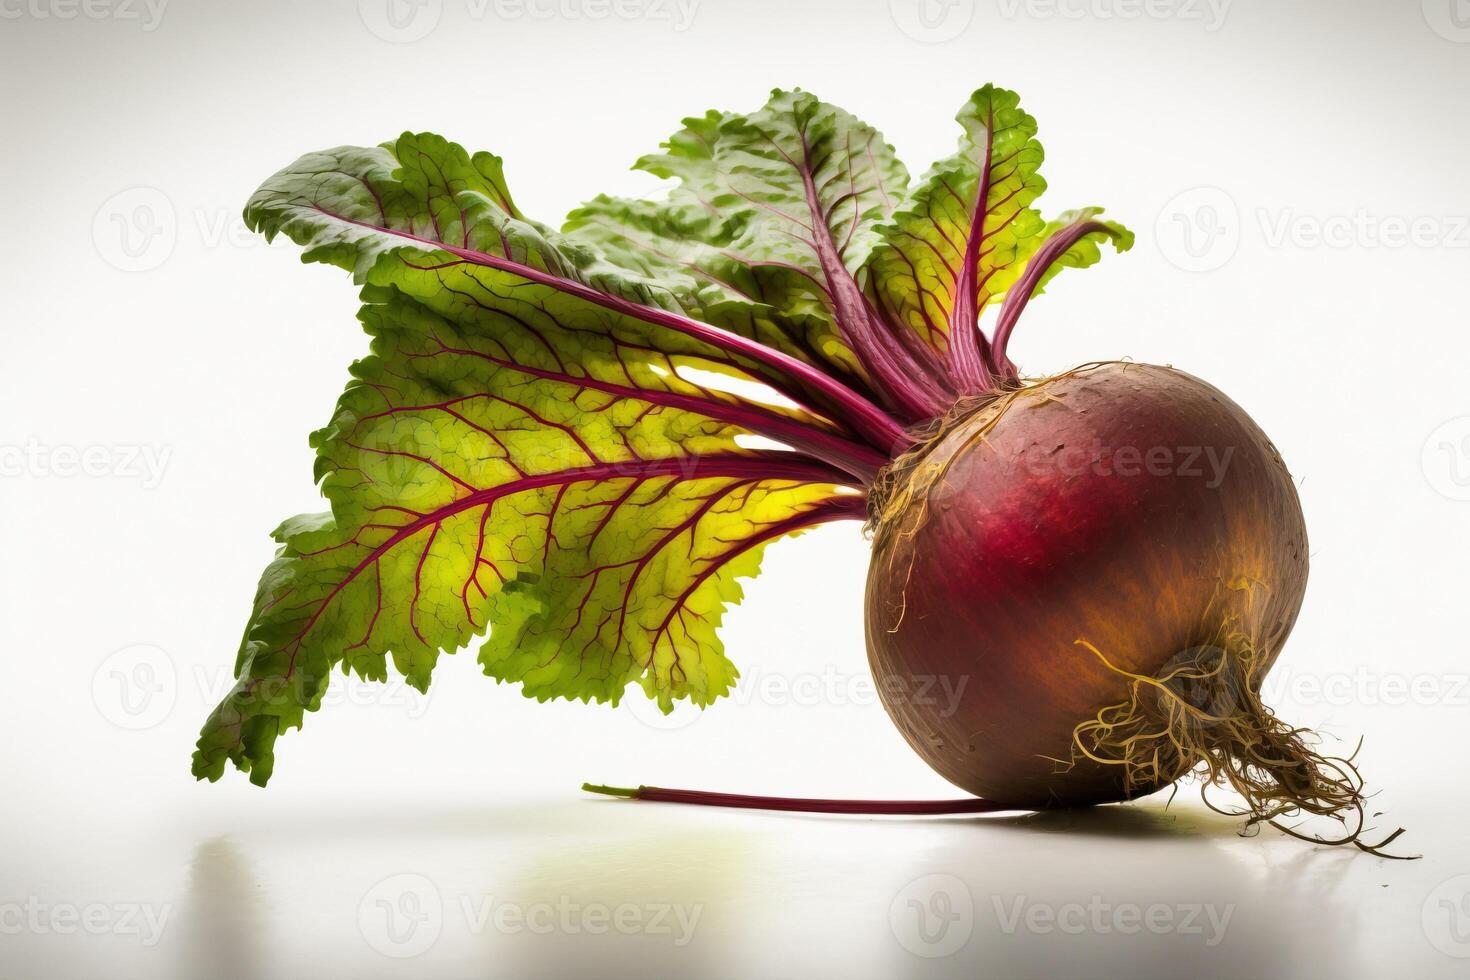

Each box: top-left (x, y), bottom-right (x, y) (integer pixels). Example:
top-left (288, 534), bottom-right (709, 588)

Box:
top-left (1071, 622), bottom-right (1414, 857)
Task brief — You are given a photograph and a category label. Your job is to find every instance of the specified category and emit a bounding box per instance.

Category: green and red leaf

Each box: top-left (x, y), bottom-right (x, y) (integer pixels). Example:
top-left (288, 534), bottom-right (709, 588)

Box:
top-left (196, 84), bottom-right (1134, 786)
top-left (194, 136), bottom-right (874, 785)
top-left (864, 86), bottom-right (1130, 387)
top-left (566, 90), bottom-right (950, 420)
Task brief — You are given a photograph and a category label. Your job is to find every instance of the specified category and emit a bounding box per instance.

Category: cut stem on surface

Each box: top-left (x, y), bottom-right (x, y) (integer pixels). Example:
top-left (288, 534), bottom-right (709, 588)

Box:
top-left (582, 783), bottom-right (1014, 815)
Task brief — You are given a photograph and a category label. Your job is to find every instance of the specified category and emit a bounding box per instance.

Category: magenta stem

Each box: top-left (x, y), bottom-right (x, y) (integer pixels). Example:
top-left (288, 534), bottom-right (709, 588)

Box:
top-left (308, 208), bottom-right (911, 453)
top-left (582, 783), bottom-right (1013, 815)
top-left (944, 101), bottom-right (997, 392)
top-left (422, 336), bottom-right (885, 483)
top-left (791, 145), bottom-right (953, 422)
top-left (989, 219), bottom-right (1124, 376)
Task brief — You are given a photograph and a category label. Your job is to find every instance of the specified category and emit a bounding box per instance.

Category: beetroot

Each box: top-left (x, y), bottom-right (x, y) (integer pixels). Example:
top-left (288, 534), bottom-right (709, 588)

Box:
top-left (867, 362), bottom-right (1309, 808)
top-left (199, 82), bottom-right (1405, 852)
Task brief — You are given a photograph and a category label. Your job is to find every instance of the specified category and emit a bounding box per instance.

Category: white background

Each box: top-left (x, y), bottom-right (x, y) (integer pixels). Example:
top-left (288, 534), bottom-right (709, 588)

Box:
top-left (3, 1), bottom-right (1469, 977)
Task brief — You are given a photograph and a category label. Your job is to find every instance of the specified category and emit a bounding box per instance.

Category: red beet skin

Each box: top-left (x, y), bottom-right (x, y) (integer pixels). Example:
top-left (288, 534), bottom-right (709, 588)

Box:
top-left (865, 362), bottom-right (1309, 808)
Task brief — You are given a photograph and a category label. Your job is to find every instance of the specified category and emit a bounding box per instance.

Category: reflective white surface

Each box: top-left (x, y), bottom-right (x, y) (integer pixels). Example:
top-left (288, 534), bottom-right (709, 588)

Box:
top-left (5, 1), bottom-right (1470, 977)
top-left (4, 787), bottom-right (1467, 979)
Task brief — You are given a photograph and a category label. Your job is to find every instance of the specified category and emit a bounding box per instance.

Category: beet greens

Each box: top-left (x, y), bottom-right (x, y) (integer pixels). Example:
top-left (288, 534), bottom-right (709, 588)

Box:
top-left (193, 84), bottom-right (1129, 786)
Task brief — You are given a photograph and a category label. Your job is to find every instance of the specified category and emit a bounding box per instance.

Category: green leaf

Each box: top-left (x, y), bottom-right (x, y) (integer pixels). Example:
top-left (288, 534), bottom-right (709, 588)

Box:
top-left (865, 85), bottom-right (1047, 363)
top-left (563, 89), bottom-right (911, 391)
top-left (196, 134), bottom-right (876, 785)
top-left (197, 85), bottom-right (1135, 786)
top-left (194, 285), bottom-right (862, 785)
top-left (564, 193), bottom-right (868, 384)
top-left (248, 134), bottom-right (848, 396)
top-left (988, 209), bottom-right (1134, 368)
top-left (242, 130), bottom-right (911, 450)
top-left (1028, 208), bottom-right (1136, 296)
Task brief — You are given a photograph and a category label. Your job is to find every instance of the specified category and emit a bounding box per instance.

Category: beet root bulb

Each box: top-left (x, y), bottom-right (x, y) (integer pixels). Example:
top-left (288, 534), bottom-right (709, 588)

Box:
top-left (865, 362), bottom-right (1369, 835)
